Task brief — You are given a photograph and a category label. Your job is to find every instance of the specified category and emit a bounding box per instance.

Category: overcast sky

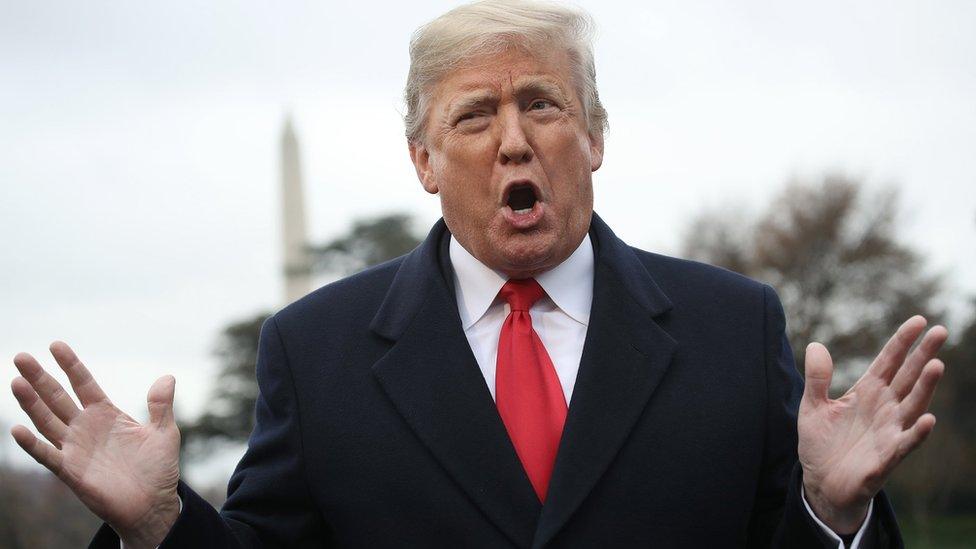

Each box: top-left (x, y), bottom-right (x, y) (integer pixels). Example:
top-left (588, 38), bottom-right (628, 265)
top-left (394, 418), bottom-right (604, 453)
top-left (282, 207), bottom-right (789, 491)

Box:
top-left (2, 0), bottom-right (974, 476)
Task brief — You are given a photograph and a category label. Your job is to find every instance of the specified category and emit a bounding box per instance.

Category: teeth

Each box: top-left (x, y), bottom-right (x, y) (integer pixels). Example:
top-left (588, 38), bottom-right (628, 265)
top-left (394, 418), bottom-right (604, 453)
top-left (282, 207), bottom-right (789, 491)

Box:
top-left (513, 208), bottom-right (532, 214)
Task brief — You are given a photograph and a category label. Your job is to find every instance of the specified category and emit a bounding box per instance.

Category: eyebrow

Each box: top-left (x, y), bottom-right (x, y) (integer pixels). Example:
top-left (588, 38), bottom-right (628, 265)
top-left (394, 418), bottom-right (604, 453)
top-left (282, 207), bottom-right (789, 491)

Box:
top-left (445, 76), bottom-right (571, 118)
top-left (512, 77), bottom-right (568, 102)
top-left (447, 90), bottom-right (499, 117)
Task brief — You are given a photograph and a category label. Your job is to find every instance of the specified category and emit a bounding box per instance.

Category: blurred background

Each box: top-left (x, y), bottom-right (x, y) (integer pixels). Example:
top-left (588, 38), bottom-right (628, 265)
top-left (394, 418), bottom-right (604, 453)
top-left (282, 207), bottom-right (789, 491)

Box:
top-left (1, 0), bottom-right (973, 546)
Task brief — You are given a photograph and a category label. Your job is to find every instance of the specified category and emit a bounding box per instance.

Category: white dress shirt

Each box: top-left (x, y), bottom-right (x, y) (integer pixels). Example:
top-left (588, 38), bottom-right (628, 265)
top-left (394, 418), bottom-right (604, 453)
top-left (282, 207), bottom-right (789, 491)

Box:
top-left (448, 234), bottom-right (872, 549)
top-left (450, 233), bottom-right (593, 404)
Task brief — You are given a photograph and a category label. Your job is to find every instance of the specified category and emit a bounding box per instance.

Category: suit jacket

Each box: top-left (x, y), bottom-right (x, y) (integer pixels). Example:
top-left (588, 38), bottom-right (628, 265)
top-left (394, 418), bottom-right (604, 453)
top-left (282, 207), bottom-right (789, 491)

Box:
top-left (92, 214), bottom-right (902, 548)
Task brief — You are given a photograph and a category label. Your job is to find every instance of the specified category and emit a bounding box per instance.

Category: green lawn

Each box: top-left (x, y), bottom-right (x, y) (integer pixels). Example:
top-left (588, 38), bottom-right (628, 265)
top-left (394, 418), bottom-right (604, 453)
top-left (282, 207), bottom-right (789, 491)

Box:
top-left (899, 515), bottom-right (976, 548)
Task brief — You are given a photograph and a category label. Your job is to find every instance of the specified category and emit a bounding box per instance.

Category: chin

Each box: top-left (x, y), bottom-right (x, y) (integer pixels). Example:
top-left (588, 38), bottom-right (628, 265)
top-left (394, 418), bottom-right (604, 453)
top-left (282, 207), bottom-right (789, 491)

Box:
top-left (492, 230), bottom-right (560, 275)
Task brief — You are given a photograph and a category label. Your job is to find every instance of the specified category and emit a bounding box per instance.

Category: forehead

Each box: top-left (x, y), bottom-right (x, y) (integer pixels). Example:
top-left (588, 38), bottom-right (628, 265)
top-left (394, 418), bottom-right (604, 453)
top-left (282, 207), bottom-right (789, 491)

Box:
top-left (430, 46), bottom-right (575, 105)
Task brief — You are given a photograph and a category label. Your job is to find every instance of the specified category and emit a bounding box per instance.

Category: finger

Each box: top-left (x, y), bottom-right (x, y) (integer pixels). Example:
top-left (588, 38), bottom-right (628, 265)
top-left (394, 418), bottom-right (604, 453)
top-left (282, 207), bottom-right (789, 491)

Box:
top-left (865, 316), bottom-right (927, 383)
top-left (10, 424), bottom-right (65, 477)
top-left (147, 375), bottom-right (176, 429)
top-left (13, 352), bottom-right (80, 423)
top-left (11, 377), bottom-right (67, 447)
top-left (898, 359), bottom-right (945, 427)
top-left (49, 341), bottom-right (109, 407)
top-left (896, 412), bottom-right (936, 458)
top-left (802, 342), bottom-right (833, 407)
top-left (890, 326), bottom-right (948, 399)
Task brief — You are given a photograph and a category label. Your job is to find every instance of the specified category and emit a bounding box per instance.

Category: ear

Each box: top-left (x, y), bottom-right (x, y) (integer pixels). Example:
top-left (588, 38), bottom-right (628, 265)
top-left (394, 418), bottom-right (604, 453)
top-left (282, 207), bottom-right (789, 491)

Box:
top-left (588, 130), bottom-right (604, 172)
top-left (408, 140), bottom-right (438, 194)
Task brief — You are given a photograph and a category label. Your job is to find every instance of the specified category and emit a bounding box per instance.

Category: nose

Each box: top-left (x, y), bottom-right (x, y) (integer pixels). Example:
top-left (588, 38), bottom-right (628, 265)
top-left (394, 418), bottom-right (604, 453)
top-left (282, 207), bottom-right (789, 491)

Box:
top-left (496, 107), bottom-right (533, 165)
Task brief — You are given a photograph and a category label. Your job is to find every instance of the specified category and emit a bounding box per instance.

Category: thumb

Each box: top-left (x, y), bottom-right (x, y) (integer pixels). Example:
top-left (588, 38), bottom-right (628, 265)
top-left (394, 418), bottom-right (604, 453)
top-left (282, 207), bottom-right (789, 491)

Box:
top-left (147, 375), bottom-right (176, 428)
top-left (802, 342), bottom-right (833, 407)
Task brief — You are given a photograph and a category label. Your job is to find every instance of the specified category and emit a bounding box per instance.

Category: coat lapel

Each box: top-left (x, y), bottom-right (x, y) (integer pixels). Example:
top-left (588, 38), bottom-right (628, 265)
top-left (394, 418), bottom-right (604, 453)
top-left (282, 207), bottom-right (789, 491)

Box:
top-left (532, 215), bottom-right (678, 548)
top-left (370, 221), bottom-right (542, 548)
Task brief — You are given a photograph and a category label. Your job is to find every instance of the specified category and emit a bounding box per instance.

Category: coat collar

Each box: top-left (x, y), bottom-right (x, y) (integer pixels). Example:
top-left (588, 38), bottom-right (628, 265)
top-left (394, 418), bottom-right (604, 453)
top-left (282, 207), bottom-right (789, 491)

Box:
top-left (369, 213), bottom-right (676, 548)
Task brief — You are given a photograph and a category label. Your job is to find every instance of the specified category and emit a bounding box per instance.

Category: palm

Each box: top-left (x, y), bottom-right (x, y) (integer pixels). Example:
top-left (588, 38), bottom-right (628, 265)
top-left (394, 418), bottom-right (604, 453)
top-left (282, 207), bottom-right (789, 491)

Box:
top-left (799, 376), bottom-right (904, 506)
top-left (797, 316), bottom-right (947, 530)
top-left (60, 402), bottom-right (180, 526)
top-left (10, 341), bottom-right (181, 544)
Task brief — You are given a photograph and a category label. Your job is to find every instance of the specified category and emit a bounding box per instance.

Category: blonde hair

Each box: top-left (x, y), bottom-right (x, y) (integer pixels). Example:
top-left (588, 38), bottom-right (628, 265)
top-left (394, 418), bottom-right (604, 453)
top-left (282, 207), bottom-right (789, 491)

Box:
top-left (404, 0), bottom-right (608, 143)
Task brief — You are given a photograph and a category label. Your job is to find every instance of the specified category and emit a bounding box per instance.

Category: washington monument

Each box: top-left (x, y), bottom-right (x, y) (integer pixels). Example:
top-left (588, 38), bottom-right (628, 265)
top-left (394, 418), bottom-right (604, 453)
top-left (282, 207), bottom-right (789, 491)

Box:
top-left (280, 116), bottom-right (313, 303)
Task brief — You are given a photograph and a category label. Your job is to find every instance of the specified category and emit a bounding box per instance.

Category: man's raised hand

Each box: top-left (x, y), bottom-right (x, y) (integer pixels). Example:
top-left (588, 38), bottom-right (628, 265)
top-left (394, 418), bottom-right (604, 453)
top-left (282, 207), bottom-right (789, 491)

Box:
top-left (9, 341), bottom-right (181, 549)
top-left (798, 316), bottom-right (947, 534)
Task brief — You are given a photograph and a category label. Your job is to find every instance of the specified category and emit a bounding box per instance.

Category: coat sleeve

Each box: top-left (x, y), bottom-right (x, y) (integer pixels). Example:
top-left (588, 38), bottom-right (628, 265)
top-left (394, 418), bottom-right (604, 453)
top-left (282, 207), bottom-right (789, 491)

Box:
top-left (89, 315), bottom-right (330, 549)
top-left (745, 285), bottom-right (904, 548)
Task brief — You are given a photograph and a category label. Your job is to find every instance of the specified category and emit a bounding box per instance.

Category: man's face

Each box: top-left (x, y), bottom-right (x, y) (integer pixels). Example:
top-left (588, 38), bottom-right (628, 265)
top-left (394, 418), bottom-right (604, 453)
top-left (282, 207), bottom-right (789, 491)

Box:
top-left (409, 45), bottom-right (604, 278)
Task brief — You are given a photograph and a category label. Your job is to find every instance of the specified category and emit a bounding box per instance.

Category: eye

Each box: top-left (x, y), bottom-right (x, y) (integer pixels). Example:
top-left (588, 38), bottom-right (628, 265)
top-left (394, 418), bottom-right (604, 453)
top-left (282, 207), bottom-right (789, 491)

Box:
top-left (453, 110), bottom-right (490, 132)
top-left (529, 99), bottom-right (554, 111)
top-left (456, 111), bottom-right (483, 124)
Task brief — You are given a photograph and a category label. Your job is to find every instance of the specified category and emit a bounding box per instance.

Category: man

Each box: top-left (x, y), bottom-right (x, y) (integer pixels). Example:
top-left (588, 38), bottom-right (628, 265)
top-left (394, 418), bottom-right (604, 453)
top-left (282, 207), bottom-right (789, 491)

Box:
top-left (9, 1), bottom-right (947, 547)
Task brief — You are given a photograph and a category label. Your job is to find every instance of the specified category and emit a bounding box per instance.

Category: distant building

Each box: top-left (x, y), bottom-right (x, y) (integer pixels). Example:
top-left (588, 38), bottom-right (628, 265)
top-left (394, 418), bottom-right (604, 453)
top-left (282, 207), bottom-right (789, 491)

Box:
top-left (280, 116), bottom-right (313, 303)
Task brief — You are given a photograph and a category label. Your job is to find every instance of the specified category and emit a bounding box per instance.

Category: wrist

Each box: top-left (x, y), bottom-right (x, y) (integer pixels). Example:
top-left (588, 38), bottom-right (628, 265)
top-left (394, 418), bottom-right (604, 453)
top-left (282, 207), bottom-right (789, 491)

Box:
top-left (803, 482), bottom-right (870, 535)
top-left (115, 492), bottom-right (180, 549)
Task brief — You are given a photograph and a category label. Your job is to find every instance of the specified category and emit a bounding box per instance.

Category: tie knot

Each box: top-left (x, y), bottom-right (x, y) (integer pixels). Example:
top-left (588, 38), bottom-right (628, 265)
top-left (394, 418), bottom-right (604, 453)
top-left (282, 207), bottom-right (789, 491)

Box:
top-left (499, 278), bottom-right (546, 311)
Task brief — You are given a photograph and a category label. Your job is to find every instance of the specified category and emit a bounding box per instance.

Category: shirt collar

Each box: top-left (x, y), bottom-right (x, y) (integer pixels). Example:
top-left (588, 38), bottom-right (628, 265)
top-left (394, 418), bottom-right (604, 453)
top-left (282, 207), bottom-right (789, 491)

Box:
top-left (449, 233), bottom-right (594, 329)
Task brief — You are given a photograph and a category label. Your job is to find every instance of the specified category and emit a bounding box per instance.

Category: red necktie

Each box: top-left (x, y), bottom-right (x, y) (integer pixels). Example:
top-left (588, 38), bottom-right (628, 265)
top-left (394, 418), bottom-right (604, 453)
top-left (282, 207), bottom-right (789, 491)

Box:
top-left (495, 278), bottom-right (568, 502)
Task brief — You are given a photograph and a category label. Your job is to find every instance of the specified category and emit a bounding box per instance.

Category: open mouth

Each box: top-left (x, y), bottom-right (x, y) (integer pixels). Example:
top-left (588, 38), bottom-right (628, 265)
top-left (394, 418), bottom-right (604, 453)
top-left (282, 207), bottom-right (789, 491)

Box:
top-left (500, 180), bottom-right (545, 229)
top-left (506, 184), bottom-right (538, 213)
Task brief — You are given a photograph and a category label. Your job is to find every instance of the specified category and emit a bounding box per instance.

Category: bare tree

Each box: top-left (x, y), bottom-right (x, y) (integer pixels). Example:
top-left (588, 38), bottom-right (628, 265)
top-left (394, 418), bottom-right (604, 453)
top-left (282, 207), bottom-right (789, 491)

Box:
top-left (683, 174), bottom-right (976, 532)
top-left (683, 174), bottom-right (943, 388)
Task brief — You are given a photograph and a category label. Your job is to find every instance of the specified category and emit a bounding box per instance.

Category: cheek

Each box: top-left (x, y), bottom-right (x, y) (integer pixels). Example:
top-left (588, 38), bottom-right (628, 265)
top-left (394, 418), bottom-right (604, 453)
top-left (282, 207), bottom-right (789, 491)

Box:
top-left (544, 131), bottom-right (592, 184)
top-left (439, 142), bottom-right (496, 191)
top-left (535, 131), bottom-right (594, 219)
top-left (433, 153), bottom-right (494, 214)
